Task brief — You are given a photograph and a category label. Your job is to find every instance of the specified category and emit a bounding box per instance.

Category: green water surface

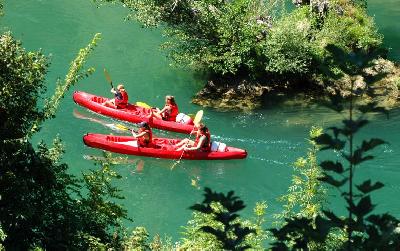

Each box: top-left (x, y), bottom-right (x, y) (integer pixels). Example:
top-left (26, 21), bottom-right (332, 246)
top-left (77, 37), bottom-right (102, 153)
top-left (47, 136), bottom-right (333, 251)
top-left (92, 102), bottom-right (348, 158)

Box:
top-left (2, 0), bottom-right (399, 240)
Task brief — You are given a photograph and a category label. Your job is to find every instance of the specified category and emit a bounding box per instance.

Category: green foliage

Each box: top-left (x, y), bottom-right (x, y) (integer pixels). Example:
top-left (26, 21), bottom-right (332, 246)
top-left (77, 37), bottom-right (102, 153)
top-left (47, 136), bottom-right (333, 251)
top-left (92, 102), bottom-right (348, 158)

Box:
top-left (98, 0), bottom-right (386, 96)
top-left (98, 0), bottom-right (278, 75)
top-left (80, 151), bottom-right (128, 231)
top-left (181, 210), bottom-right (223, 250)
top-left (396, 77), bottom-right (400, 89)
top-left (121, 227), bottom-right (177, 250)
top-left (0, 224), bottom-right (5, 251)
top-left (189, 188), bottom-right (268, 250)
top-left (262, 7), bottom-right (313, 76)
top-left (313, 2), bottom-right (382, 52)
top-left (275, 126), bottom-right (326, 223)
top-left (122, 227), bottom-right (150, 250)
top-left (0, 32), bottom-right (130, 250)
top-left (0, 32), bottom-right (48, 140)
top-left (164, 0), bottom-right (271, 75)
top-left (269, 45), bottom-right (400, 250)
top-left (182, 199), bottom-right (268, 250)
top-left (273, 126), bottom-right (348, 250)
top-left (35, 32), bottom-right (101, 133)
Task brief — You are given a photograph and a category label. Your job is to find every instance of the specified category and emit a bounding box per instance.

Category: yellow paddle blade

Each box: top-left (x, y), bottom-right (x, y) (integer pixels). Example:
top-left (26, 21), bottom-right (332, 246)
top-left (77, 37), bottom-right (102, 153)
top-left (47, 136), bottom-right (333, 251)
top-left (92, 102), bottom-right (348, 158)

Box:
top-left (193, 110), bottom-right (203, 126)
top-left (136, 101), bottom-right (151, 109)
top-left (115, 124), bottom-right (129, 131)
top-left (103, 68), bottom-right (112, 84)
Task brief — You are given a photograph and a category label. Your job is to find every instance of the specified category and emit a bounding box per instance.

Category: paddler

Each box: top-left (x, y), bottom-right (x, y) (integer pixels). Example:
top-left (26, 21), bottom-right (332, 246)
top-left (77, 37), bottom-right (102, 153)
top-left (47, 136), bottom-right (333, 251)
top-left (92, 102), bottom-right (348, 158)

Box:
top-left (102, 84), bottom-right (129, 109)
top-left (131, 122), bottom-right (153, 147)
top-left (152, 95), bottom-right (179, 121)
top-left (174, 123), bottom-right (211, 152)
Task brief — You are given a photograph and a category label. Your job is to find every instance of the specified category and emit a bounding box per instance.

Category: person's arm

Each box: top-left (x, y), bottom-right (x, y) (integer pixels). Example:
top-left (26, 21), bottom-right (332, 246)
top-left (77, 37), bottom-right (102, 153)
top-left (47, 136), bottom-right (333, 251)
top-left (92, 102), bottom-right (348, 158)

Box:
top-left (184, 136), bottom-right (205, 151)
top-left (110, 88), bottom-right (116, 94)
top-left (146, 109), bottom-right (153, 120)
top-left (131, 130), bottom-right (146, 138)
top-left (156, 106), bottom-right (169, 115)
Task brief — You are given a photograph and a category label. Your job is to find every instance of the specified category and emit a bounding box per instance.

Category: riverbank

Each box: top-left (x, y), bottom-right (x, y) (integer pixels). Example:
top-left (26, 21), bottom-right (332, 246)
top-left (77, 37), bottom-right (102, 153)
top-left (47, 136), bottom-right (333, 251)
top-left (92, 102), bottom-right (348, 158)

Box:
top-left (192, 57), bottom-right (400, 110)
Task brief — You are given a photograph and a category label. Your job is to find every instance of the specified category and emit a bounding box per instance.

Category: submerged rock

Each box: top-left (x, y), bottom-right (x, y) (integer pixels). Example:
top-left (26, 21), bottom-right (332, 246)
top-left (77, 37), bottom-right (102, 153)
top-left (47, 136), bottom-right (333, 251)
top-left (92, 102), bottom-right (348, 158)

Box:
top-left (192, 79), bottom-right (269, 111)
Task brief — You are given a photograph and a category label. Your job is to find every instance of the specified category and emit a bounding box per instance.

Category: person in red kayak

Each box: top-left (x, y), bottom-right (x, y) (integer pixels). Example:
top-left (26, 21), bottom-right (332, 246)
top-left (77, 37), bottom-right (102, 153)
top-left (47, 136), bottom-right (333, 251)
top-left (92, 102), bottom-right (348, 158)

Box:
top-left (102, 84), bottom-right (129, 109)
top-left (175, 123), bottom-right (211, 152)
top-left (131, 122), bottom-right (153, 147)
top-left (152, 95), bottom-right (179, 121)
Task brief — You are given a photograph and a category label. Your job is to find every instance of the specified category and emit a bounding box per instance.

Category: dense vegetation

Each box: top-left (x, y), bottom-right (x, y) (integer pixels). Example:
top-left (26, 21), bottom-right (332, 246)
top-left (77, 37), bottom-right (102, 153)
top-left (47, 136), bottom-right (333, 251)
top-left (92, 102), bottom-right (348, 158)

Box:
top-left (95, 0), bottom-right (391, 98)
top-left (1, 1), bottom-right (400, 250)
top-left (0, 31), bottom-right (132, 250)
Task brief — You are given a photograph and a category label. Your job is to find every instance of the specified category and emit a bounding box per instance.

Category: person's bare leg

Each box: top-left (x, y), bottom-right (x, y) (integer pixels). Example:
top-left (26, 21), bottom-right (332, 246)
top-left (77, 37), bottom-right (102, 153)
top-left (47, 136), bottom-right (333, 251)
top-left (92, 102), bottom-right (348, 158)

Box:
top-left (103, 99), bottom-right (116, 108)
top-left (152, 111), bottom-right (163, 120)
top-left (175, 139), bottom-right (194, 151)
top-left (175, 138), bottom-right (189, 148)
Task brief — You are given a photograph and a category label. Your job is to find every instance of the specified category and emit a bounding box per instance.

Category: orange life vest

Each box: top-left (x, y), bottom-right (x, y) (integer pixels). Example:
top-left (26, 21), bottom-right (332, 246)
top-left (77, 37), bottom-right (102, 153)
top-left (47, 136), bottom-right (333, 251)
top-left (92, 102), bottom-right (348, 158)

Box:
top-left (115, 90), bottom-right (128, 109)
top-left (137, 128), bottom-right (152, 147)
top-left (162, 104), bottom-right (179, 121)
top-left (195, 130), bottom-right (211, 152)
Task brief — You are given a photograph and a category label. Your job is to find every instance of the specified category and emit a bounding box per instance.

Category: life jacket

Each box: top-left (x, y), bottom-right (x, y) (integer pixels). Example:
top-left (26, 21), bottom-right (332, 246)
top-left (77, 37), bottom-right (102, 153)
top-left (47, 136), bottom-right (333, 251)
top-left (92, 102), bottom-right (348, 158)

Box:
top-left (162, 104), bottom-right (179, 121)
top-left (137, 128), bottom-right (152, 147)
top-left (115, 90), bottom-right (128, 108)
top-left (195, 129), bottom-right (211, 152)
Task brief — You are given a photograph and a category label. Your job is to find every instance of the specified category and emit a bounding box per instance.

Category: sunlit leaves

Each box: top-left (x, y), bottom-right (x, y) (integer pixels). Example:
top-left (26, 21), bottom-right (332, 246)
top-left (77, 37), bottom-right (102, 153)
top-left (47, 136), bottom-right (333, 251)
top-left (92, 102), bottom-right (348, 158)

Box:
top-left (41, 33), bottom-right (101, 125)
top-left (190, 188), bottom-right (255, 250)
top-left (0, 32), bottom-right (48, 140)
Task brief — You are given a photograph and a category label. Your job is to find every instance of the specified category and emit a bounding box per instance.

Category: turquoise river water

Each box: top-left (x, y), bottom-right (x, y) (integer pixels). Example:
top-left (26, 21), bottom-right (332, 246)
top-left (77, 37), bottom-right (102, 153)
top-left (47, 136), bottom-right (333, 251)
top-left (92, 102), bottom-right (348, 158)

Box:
top-left (2, 0), bottom-right (399, 240)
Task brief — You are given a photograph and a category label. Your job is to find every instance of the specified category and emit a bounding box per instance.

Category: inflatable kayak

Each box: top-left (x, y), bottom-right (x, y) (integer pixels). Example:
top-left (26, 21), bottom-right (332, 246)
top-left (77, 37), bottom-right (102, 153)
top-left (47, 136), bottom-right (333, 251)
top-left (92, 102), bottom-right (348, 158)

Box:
top-left (83, 133), bottom-right (247, 160)
top-left (73, 91), bottom-right (195, 134)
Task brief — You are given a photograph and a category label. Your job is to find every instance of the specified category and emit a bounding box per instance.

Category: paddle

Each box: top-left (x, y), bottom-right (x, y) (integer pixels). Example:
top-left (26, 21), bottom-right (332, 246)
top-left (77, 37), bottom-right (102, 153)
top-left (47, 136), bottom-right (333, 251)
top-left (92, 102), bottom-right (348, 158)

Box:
top-left (114, 123), bottom-right (138, 133)
top-left (171, 110), bottom-right (203, 169)
top-left (136, 101), bottom-right (152, 109)
top-left (73, 109), bottom-right (130, 132)
top-left (103, 68), bottom-right (114, 89)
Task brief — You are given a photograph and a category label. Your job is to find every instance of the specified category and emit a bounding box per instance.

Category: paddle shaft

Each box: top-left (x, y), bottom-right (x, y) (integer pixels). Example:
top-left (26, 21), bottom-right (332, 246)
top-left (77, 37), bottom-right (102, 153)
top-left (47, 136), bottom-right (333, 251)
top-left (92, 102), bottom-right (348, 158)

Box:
top-left (176, 128), bottom-right (195, 162)
top-left (103, 68), bottom-right (114, 89)
top-left (172, 110), bottom-right (203, 167)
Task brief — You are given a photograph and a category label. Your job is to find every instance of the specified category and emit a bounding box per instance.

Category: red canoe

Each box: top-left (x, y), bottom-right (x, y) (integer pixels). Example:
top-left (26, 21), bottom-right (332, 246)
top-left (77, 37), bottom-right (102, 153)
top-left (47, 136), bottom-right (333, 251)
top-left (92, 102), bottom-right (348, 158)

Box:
top-left (73, 91), bottom-right (195, 134)
top-left (83, 133), bottom-right (247, 160)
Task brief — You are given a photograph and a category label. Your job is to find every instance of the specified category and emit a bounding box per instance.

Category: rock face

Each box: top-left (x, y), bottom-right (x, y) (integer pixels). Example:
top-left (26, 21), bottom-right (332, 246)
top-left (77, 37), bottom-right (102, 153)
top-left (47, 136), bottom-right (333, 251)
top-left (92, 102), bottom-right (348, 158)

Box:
top-left (321, 58), bottom-right (400, 107)
top-left (362, 58), bottom-right (400, 107)
top-left (192, 79), bottom-right (268, 110)
top-left (192, 58), bottom-right (400, 111)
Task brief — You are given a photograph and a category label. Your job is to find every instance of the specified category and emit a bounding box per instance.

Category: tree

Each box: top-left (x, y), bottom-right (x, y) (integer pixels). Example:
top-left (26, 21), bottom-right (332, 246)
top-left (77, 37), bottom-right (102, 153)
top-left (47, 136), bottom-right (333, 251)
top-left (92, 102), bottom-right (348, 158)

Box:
top-left (189, 188), bottom-right (261, 250)
top-left (0, 32), bottom-right (129, 250)
top-left (275, 126), bottom-right (326, 223)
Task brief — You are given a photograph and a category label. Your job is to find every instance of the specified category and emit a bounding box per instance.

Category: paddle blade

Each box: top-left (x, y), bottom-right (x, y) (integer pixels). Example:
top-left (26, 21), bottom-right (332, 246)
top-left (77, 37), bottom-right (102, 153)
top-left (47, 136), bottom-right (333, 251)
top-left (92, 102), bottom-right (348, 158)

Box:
top-left (103, 68), bottom-right (113, 87)
top-left (136, 101), bottom-right (152, 109)
top-left (193, 110), bottom-right (203, 125)
top-left (115, 124), bottom-right (129, 131)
